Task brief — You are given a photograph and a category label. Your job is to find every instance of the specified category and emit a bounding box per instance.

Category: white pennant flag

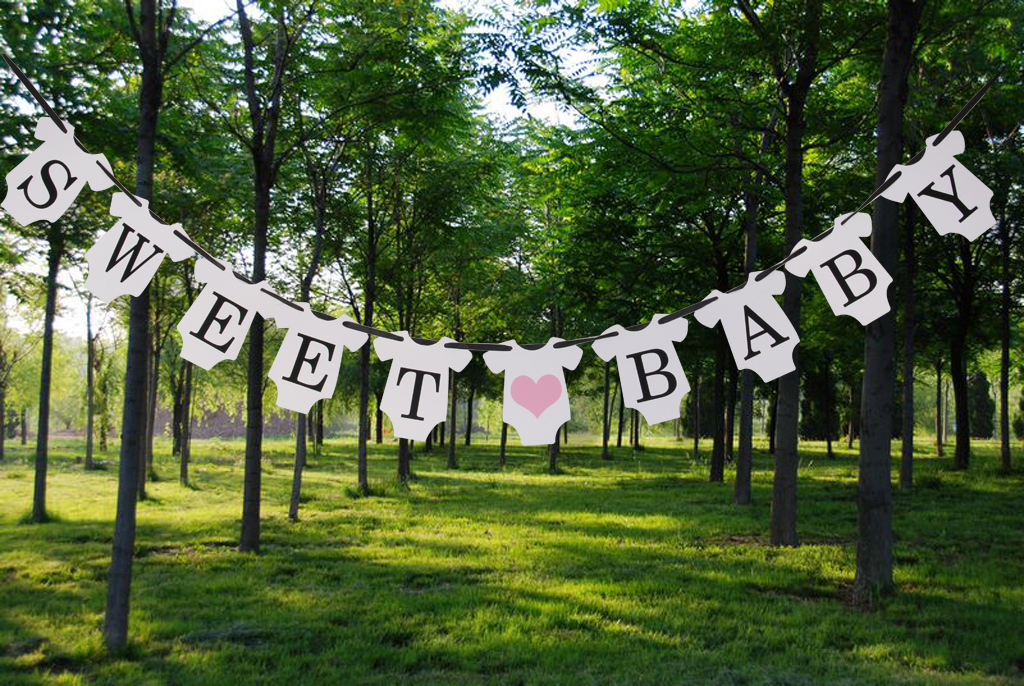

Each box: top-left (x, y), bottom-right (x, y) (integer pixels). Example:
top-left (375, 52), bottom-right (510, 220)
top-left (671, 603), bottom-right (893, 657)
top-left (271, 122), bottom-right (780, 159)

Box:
top-left (483, 339), bottom-right (582, 446)
top-left (880, 130), bottom-right (995, 241)
top-left (268, 304), bottom-right (367, 414)
top-left (177, 260), bottom-right (271, 370)
top-left (785, 213), bottom-right (892, 326)
top-left (592, 315), bottom-right (690, 425)
top-left (2, 117), bottom-right (114, 225)
top-left (374, 332), bottom-right (472, 441)
top-left (84, 193), bottom-right (195, 302)
top-left (693, 270), bottom-right (799, 383)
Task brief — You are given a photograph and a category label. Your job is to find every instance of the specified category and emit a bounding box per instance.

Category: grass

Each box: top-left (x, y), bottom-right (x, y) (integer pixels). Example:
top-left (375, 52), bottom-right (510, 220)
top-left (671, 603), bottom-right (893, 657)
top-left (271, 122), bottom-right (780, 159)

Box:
top-left (0, 432), bottom-right (1022, 685)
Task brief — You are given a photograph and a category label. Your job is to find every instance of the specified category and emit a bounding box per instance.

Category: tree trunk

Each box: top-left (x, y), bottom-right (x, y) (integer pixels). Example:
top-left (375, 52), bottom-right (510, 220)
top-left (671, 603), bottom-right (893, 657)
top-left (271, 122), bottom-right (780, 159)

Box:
top-left (900, 202), bottom-right (916, 489)
top-left (563, 422), bottom-right (568, 445)
top-left (768, 384), bottom-right (778, 455)
top-left (137, 329), bottom-right (150, 501)
top-left (616, 381), bottom-right (625, 448)
top-left (854, 0), bottom-right (923, 605)
top-left (21, 408), bottom-right (27, 445)
top-left (315, 399), bottom-right (324, 451)
top-left (447, 370), bottom-right (458, 468)
top-left (692, 374), bottom-right (701, 460)
top-left (32, 225), bottom-right (62, 522)
top-left (710, 328), bottom-right (727, 482)
top-left (633, 410), bottom-right (642, 451)
top-left (547, 440), bottom-right (558, 473)
top-left (499, 422), bottom-right (508, 467)
top-left (934, 360), bottom-right (944, 456)
top-left (601, 362), bottom-right (611, 458)
top-left (145, 317), bottom-right (161, 479)
top-left (999, 207), bottom-right (1011, 471)
top-left (105, 0), bottom-right (167, 652)
top-left (439, 421), bottom-right (445, 448)
top-left (171, 361), bottom-right (183, 457)
top-left (0, 386), bottom-right (5, 462)
top-left (85, 297), bottom-right (95, 470)
top-left (465, 384), bottom-right (475, 446)
top-left (179, 361), bottom-right (192, 484)
top-left (397, 437), bottom-right (410, 485)
top-left (375, 404), bottom-right (383, 444)
top-left (726, 364), bottom-right (737, 462)
top-left (950, 330), bottom-right (970, 469)
top-left (288, 412), bottom-right (306, 521)
top-left (825, 364), bottom-right (834, 459)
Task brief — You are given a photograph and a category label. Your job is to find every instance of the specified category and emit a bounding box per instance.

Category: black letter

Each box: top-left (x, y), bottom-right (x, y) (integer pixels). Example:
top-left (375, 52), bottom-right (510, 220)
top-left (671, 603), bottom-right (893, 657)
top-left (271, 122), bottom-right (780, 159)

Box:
top-left (282, 333), bottom-right (336, 392)
top-left (16, 159), bottom-right (77, 210)
top-left (625, 349), bottom-right (677, 402)
top-left (819, 249), bottom-right (878, 307)
top-left (743, 305), bottom-right (791, 360)
top-left (396, 367), bottom-right (442, 421)
top-left (188, 291), bottom-right (248, 353)
top-left (917, 164), bottom-right (978, 223)
top-left (105, 223), bottom-right (165, 282)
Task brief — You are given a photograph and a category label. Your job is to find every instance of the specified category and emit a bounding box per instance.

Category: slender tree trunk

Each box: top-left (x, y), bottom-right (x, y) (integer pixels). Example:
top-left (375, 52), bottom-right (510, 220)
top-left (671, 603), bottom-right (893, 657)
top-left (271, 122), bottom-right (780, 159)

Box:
top-left (563, 422), bottom-right (568, 445)
top-left (465, 384), bottom-right (475, 446)
top-left (900, 202), bottom-right (916, 489)
top-left (692, 374), bottom-right (701, 460)
top-left (999, 209), bottom-right (1011, 471)
top-left (825, 365), bottom-right (834, 459)
top-left (397, 437), bottom-right (410, 485)
top-left (288, 412), bottom-right (306, 520)
top-left (726, 365), bottom-right (737, 462)
top-left (31, 227), bottom-right (62, 522)
top-left (633, 410), bottom-right (642, 451)
top-left (0, 386), bottom-right (5, 462)
top-left (847, 383), bottom-right (856, 449)
top-left (601, 362), bottom-right (611, 458)
top-left (768, 384), bottom-right (778, 455)
top-left (548, 440), bottom-right (558, 473)
top-left (85, 297), bottom-right (95, 470)
top-left (21, 408), bottom-right (27, 445)
top-left (145, 319), bottom-right (161, 478)
top-left (710, 328), bottom-right (727, 482)
top-left (179, 361), bottom-right (192, 484)
top-left (105, 0), bottom-right (166, 651)
top-left (315, 399), bottom-right (324, 451)
top-left (854, 0), bottom-right (923, 604)
top-left (447, 370), bottom-right (458, 468)
top-left (137, 330), bottom-right (150, 501)
top-left (375, 400), bottom-right (383, 444)
top-left (950, 330), bottom-right (970, 469)
top-left (499, 422), bottom-right (508, 467)
top-left (439, 421), bottom-right (445, 448)
top-left (616, 382), bottom-right (625, 448)
top-left (934, 360), bottom-right (943, 456)
top-left (239, 179), bottom-right (268, 553)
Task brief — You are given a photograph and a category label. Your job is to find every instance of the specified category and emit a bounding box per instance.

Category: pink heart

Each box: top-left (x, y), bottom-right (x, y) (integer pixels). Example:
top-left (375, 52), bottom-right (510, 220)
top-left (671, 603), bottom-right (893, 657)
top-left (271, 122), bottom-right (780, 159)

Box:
top-left (511, 374), bottom-right (562, 418)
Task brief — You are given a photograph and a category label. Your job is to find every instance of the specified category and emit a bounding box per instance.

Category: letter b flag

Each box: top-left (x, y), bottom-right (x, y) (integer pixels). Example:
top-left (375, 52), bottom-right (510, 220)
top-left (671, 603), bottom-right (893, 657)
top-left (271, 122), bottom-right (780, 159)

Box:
top-left (592, 315), bottom-right (690, 425)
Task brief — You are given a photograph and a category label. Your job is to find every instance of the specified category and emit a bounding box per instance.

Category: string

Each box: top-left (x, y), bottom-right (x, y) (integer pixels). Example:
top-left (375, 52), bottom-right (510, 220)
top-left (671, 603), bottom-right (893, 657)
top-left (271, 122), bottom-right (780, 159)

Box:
top-left (0, 53), bottom-right (1003, 352)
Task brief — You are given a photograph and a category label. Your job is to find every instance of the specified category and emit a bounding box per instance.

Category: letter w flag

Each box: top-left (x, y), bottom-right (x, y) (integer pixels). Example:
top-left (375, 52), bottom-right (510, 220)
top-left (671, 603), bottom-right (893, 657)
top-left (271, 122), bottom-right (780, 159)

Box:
top-left (84, 193), bottom-right (194, 302)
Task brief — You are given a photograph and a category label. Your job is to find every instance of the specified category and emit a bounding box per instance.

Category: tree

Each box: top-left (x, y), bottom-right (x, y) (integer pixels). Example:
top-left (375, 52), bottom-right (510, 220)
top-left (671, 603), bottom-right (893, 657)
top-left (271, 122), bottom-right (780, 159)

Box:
top-left (854, 0), bottom-right (925, 606)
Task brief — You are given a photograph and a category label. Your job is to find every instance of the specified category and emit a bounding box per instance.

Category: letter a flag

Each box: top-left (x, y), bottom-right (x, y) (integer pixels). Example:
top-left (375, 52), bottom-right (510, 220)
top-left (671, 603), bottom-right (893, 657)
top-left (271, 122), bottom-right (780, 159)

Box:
top-left (374, 332), bottom-right (472, 441)
top-left (268, 304), bottom-right (367, 414)
top-left (880, 130), bottom-right (996, 241)
top-left (694, 270), bottom-right (799, 383)
top-left (84, 193), bottom-right (195, 302)
top-left (592, 315), bottom-right (690, 425)
top-left (785, 213), bottom-right (892, 326)
top-left (177, 260), bottom-right (270, 370)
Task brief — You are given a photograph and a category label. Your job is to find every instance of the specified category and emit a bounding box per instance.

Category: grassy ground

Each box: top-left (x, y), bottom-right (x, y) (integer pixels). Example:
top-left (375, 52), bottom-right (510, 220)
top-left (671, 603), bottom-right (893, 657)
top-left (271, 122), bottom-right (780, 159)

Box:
top-left (0, 432), bottom-right (1022, 685)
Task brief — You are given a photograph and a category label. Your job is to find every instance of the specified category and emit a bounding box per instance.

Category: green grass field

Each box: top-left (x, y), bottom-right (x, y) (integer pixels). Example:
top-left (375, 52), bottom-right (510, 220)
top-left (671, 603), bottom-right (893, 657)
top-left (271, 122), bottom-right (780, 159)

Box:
top-left (1, 433), bottom-right (1022, 685)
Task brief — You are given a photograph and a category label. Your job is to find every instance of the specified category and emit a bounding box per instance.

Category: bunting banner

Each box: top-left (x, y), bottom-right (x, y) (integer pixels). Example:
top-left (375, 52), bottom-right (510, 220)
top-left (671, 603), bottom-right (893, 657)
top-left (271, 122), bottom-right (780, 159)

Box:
top-left (0, 58), bottom-right (1002, 447)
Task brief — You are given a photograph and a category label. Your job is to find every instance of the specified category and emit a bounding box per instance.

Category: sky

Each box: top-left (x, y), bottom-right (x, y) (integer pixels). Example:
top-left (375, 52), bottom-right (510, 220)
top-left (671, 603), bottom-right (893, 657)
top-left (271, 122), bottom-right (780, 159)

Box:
top-left (21, 0), bottom-right (588, 339)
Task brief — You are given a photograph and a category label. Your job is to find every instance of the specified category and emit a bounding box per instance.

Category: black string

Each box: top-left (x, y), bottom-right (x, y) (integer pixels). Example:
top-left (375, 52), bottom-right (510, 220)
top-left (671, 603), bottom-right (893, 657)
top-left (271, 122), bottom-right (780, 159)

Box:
top-left (0, 52), bottom-right (1003, 352)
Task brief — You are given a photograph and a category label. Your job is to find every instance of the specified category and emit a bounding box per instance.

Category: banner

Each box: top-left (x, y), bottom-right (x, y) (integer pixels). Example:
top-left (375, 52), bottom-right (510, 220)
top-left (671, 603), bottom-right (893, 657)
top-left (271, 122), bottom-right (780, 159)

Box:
top-left (0, 61), bottom-right (1001, 447)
